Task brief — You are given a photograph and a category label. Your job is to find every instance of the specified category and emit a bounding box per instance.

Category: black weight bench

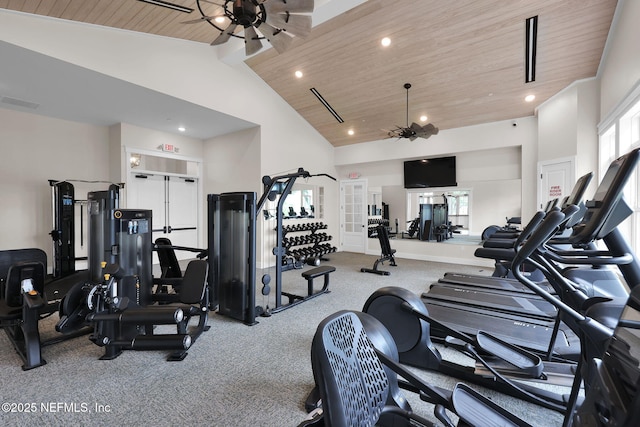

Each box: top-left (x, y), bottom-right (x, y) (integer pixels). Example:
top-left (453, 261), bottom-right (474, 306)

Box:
top-left (300, 265), bottom-right (335, 296)
top-left (274, 266), bottom-right (335, 314)
top-left (361, 225), bottom-right (397, 275)
top-left (283, 266), bottom-right (334, 305)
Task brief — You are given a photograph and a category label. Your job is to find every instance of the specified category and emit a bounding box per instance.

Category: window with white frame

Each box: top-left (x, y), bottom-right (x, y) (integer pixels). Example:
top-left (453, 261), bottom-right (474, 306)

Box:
top-left (599, 90), bottom-right (640, 254)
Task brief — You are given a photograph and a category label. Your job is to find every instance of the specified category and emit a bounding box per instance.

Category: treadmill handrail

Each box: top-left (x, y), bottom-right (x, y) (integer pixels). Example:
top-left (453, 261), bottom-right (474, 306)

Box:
top-left (544, 248), bottom-right (634, 266)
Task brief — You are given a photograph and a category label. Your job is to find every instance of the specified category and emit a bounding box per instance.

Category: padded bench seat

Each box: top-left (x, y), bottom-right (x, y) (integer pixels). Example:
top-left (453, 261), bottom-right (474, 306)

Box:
top-left (302, 266), bottom-right (335, 295)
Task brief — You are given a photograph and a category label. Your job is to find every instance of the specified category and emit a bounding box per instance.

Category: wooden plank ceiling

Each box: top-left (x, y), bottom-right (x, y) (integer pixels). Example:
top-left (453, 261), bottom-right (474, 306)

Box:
top-left (1, 0), bottom-right (618, 147)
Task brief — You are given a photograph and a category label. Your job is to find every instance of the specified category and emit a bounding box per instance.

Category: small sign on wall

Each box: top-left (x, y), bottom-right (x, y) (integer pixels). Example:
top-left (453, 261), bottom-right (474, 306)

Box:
top-left (348, 172), bottom-right (360, 179)
top-left (549, 185), bottom-right (562, 198)
top-left (162, 143), bottom-right (176, 153)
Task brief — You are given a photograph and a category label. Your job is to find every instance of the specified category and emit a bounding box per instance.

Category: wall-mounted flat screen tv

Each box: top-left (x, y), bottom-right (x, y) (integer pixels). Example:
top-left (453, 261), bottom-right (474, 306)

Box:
top-left (404, 156), bottom-right (457, 188)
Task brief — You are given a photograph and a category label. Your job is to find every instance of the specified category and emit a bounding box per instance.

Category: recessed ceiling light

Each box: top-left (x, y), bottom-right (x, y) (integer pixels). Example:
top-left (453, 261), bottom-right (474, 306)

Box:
top-left (294, 70), bottom-right (303, 78)
top-left (524, 94), bottom-right (536, 102)
top-left (178, 126), bottom-right (186, 132)
top-left (381, 37), bottom-right (391, 47)
top-left (420, 115), bottom-right (428, 122)
top-left (214, 16), bottom-right (226, 24)
top-left (348, 129), bottom-right (355, 136)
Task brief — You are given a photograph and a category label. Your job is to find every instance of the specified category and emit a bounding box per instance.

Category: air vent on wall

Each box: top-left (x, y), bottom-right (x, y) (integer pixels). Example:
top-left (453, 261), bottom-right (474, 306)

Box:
top-left (1, 96), bottom-right (40, 110)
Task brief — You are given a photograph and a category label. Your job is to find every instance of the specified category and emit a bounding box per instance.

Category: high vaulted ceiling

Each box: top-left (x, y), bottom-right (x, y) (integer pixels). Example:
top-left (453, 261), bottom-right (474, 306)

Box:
top-left (0, 0), bottom-right (618, 146)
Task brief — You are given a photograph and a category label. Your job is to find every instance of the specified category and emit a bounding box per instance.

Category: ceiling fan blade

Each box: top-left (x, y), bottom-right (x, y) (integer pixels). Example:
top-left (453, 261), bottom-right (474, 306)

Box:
top-left (409, 135), bottom-right (418, 141)
top-left (266, 13), bottom-right (312, 37)
top-left (263, 0), bottom-right (314, 14)
top-left (415, 124), bottom-right (439, 139)
top-left (259, 22), bottom-right (294, 53)
top-left (423, 123), bottom-right (439, 135)
top-left (409, 122), bottom-right (423, 133)
top-left (211, 23), bottom-right (238, 45)
top-left (244, 25), bottom-right (264, 55)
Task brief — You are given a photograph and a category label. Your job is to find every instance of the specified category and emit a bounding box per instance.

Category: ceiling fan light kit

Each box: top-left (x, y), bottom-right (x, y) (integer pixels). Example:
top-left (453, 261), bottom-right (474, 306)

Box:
top-left (387, 83), bottom-right (439, 141)
top-left (188, 0), bottom-right (315, 56)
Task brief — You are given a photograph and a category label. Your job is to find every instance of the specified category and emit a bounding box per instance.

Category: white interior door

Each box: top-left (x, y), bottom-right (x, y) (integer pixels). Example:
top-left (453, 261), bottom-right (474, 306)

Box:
top-left (340, 179), bottom-right (367, 253)
top-left (538, 157), bottom-right (575, 210)
top-left (166, 177), bottom-right (198, 252)
top-left (128, 173), bottom-right (199, 261)
top-left (129, 174), bottom-right (166, 230)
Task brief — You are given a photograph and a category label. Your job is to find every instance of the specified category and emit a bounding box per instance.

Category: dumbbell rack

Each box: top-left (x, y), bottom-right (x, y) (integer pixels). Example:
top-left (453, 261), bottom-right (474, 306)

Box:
top-left (367, 218), bottom-right (389, 237)
top-left (280, 222), bottom-right (337, 272)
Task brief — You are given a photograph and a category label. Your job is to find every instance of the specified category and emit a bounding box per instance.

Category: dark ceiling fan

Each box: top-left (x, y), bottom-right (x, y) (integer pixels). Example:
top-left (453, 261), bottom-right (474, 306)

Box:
top-left (182, 0), bottom-right (314, 56)
top-left (387, 83), bottom-right (439, 141)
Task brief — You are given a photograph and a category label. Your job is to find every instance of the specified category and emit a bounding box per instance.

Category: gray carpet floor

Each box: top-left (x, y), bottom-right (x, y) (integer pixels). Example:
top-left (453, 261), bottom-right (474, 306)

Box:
top-left (0, 252), bottom-right (568, 426)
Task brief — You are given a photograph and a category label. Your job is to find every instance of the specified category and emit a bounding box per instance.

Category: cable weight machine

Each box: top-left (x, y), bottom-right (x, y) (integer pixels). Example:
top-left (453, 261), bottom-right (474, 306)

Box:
top-left (48, 180), bottom-right (124, 279)
top-left (209, 168), bottom-right (335, 325)
top-left (257, 168), bottom-right (336, 315)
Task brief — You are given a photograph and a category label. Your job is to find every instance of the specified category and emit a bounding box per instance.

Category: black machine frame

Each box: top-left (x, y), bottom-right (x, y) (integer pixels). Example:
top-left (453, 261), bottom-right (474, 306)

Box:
top-left (256, 168), bottom-right (337, 315)
top-left (48, 180), bottom-right (124, 279)
top-left (210, 168), bottom-right (337, 325)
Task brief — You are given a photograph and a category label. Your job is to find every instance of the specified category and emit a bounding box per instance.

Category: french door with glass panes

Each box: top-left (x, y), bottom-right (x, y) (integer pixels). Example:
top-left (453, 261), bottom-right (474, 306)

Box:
top-left (340, 179), bottom-right (367, 253)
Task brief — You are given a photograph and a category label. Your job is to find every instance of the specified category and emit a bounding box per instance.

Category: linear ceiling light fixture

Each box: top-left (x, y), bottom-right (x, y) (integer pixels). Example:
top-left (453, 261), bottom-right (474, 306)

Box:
top-left (525, 15), bottom-right (538, 83)
top-left (310, 87), bottom-right (344, 123)
top-left (138, 0), bottom-right (194, 13)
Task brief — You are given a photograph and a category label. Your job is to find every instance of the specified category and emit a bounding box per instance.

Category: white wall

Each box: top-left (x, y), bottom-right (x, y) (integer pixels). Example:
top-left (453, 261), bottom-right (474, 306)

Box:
top-left (598, 0), bottom-right (640, 122)
top-left (119, 123), bottom-right (204, 159)
top-left (0, 109), bottom-right (111, 261)
top-left (335, 117), bottom-right (538, 220)
top-left (203, 127), bottom-right (261, 195)
top-left (576, 80), bottom-right (600, 184)
top-left (537, 79), bottom-right (600, 195)
top-left (334, 118), bottom-right (531, 263)
top-left (337, 145), bottom-right (522, 236)
top-left (538, 85), bottom-right (580, 162)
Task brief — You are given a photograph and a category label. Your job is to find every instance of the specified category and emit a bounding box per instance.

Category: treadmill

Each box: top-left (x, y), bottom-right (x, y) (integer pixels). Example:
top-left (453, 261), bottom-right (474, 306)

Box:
top-left (421, 148), bottom-right (640, 359)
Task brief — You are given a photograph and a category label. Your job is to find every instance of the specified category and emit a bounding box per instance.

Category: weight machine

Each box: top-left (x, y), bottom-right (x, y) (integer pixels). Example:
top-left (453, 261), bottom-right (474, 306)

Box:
top-left (258, 169), bottom-right (336, 315)
top-left (48, 180), bottom-right (123, 279)
top-left (209, 168), bottom-right (336, 325)
top-left (57, 189), bottom-right (209, 361)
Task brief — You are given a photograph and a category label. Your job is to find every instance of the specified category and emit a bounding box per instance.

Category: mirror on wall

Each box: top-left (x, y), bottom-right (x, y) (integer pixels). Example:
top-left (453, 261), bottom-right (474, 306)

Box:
top-left (406, 189), bottom-right (471, 237)
top-left (283, 183), bottom-right (323, 219)
top-left (366, 186), bottom-right (388, 238)
top-left (367, 187), bottom-right (382, 217)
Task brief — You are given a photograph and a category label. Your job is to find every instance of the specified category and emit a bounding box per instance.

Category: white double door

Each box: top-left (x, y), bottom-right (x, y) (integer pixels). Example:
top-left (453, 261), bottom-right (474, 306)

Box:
top-left (128, 173), bottom-right (199, 261)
